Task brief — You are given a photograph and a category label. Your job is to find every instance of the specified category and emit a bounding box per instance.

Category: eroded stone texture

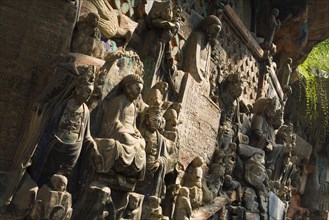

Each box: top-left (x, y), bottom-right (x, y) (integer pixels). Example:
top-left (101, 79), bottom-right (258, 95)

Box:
top-left (1, 0), bottom-right (328, 219)
top-left (178, 75), bottom-right (220, 168)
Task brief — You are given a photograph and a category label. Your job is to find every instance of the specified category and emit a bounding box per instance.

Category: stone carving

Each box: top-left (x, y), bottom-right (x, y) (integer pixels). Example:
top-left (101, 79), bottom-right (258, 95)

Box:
top-left (87, 0), bottom-right (133, 46)
top-left (163, 102), bottom-right (181, 132)
top-left (142, 196), bottom-right (166, 220)
top-left (182, 156), bottom-right (204, 209)
top-left (145, 0), bottom-right (180, 80)
top-left (250, 97), bottom-right (284, 178)
top-left (278, 58), bottom-right (293, 92)
top-left (136, 108), bottom-right (168, 198)
top-left (130, 0), bottom-right (181, 89)
top-left (30, 174), bottom-right (72, 220)
top-left (28, 65), bottom-right (103, 187)
top-left (144, 81), bottom-right (169, 108)
top-left (71, 12), bottom-right (104, 59)
top-left (162, 102), bottom-right (182, 143)
top-left (122, 193), bottom-right (143, 220)
top-left (261, 8), bottom-right (281, 50)
top-left (218, 73), bottom-right (243, 126)
top-left (182, 15), bottom-right (222, 95)
top-left (223, 175), bottom-right (242, 204)
top-left (1, 1), bottom-right (313, 219)
top-left (273, 124), bottom-right (296, 181)
top-left (173, 187), bottom-right (192, 220)
top-left (72, 182), bottom-right (112, 220)
top-left (242, 187), bottom-right (259, 213)
top-left (96, 74), bottom-right (146, 190)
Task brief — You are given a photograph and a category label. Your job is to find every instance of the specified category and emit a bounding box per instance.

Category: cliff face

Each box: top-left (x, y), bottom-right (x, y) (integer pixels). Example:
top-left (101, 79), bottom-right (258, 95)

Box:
top-left (272, 0), bottom-right (329, 68)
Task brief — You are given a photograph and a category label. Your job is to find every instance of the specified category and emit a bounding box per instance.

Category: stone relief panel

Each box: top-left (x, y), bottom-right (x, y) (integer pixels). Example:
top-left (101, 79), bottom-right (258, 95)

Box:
top-left (0, 1), bottom-right (313, 220)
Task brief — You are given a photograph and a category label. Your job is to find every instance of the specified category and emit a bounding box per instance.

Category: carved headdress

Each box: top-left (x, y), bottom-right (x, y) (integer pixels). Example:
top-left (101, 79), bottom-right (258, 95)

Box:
top-left (77, 65), bottom-right (96, 86)
top-left (252, 97), bottom-right (276, 115)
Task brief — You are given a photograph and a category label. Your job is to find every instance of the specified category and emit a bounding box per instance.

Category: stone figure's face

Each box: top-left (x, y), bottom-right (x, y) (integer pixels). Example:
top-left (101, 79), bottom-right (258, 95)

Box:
top-left (206, 24), bottom-right (221, 43)
top-left (160, 82), bottom-right (168, 93)
top-left (229, 81), bottom-right (243, 99)
top-left (128, 196), bottom-right (139, 210)
top-left (89, 14), bottom-right (99, 27)
top-left (265, 106), bottom-right (276, 120)
top-left (272, 9), bottom-right (279, 17)
top-left (126, 82), bottom-right (143, 101)
top-left (76, 84), bottom-right (94, 104)
top-left (149, 196), bottom-right (160, 208)
top-left (51, 178), bottom-right (67, 192)
top-left (147, 113), bottom-right (163, 132)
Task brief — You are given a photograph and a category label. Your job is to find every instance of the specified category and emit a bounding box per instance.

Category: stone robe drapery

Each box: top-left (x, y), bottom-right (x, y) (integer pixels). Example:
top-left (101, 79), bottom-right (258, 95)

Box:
top-left (29, 100), bottom-right (95, 186)
top-left (98, 94), bottom-right (146, 181)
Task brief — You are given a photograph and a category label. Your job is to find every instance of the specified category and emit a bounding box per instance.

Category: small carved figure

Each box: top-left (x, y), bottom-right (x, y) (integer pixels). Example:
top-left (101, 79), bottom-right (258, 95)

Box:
top-left (163, 107), bottom-right (179, 132)
top-left (142, 0), bottom-right (181, 82)
top-left (223, 175), bottom-right (242, 203)
top-left (137, 108), bottom-right (168, 198)
top-left (219, 73), bottom-right (243, 125)
top-left (122, 193), bottom-right (142, 220)
top-left (173, 187), bottom-right (192, 220)
top-left (182, 15), bottom-right (222, 93)
top-left (278, 58), bottom-right (293, 91)
top-left (244, 152), bottom-right (268, 192)
top-left (29, 65), bottom-right (103, 187)
top-left (145, 81), bottom-right (169, 108)
top-left (272, 124), bottom-right (295, 180)
top-left (163, 102), bottom-right (182, 137)
top-left (261, 8), bottom-right (281, 50)
top-left (182, 156), bottom-right (204, 208)
top-left (148, 196), bottom-right (164, 220)
top-left (71, 13), bottom-right (104, 59)
top-left (72, 182), bottom-right (112, 220)
top-left (30, 174), bottom-right (72, 220)
top-left (242, 187), bottom-right (259, 213)
top-left (250, 97), bottom-right (284, 178)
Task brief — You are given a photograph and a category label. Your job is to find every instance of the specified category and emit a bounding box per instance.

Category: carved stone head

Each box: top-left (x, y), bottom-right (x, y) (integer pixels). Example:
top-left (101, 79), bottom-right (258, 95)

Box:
top-left (222, 73), bottom-right (243, 99)
top-left (252, 97), bottom-right (277, 120)
top-left (75, 65), bottom-right (95, 104)
top-left (145, 108), bottom-right (165, 132)
top-left (148, 196), bottom-right (161, 208)
top-left (272, 8), bottom-right (279, 17)
top-left (128, 193), bottom-right (140, 210)
top-left (120, 74), bottom-right (144, 101)
top-left (178, 187), bottom-right (189, 198)
top-left (202, 15), bottom-right (222, 45)
top-left (79, 12), bottom-right (100, 27)
top-left (50, 174), bottom-right (68, 192)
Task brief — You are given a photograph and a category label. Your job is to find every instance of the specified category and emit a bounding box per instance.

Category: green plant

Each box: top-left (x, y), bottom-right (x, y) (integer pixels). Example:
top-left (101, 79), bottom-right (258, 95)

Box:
top-left (298, 38), bottom-right (329, 128)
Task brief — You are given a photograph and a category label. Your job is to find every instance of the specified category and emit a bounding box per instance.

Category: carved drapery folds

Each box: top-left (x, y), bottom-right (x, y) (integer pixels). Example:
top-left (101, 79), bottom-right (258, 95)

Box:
top-left (1, 1), bottom-right (314, 220)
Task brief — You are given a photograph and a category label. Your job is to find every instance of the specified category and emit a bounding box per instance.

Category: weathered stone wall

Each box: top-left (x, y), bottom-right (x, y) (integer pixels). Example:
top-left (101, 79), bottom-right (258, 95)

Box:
top-left (0, 1), bottom-right (78, 170)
